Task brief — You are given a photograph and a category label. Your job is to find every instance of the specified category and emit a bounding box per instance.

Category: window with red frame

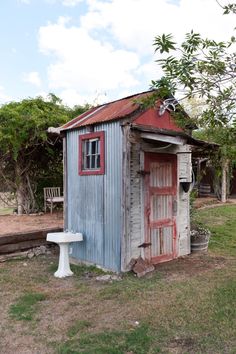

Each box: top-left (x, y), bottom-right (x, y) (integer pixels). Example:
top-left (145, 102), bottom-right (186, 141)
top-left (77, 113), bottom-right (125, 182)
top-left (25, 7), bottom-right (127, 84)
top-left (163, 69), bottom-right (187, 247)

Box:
top-left (79, 131), bottom-right (105, 175)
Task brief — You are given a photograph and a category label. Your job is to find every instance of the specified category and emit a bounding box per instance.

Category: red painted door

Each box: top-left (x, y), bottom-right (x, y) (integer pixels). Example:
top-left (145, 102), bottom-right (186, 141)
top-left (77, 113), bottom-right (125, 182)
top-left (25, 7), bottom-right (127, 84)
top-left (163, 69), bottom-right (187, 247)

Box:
top-left (144, 153), bottom-right (177, 264)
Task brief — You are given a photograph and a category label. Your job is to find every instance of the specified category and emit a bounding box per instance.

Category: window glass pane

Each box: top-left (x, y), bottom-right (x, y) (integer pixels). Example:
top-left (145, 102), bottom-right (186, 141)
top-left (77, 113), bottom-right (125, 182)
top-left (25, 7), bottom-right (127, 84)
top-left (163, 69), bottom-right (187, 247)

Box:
top-left (91, 155), bottom-right (96, 169)
top-left (86, 155), bottom-right (90, 169)
top-left (91, 140), bottom-right (97, 154)
top-left (86, 141), bottom-right (90, 155)
top-left (97, 155), bottom-right (100, 168)
top-left (82, 141), bottom-right (87, 169)
top-left (97, 140), bottom-right (100, 154)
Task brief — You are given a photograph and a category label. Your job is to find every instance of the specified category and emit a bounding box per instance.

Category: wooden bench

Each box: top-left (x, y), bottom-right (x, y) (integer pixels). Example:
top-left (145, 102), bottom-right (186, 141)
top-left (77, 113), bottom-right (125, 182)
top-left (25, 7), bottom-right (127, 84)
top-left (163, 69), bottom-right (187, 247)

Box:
top-left (44, 187), bottom-right (64, 214)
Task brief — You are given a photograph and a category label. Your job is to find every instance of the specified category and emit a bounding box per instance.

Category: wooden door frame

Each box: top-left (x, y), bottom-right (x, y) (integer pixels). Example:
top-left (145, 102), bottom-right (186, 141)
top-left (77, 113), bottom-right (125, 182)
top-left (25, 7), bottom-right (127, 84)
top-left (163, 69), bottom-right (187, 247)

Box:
top-left (144, 152), bottom-right (177, 264)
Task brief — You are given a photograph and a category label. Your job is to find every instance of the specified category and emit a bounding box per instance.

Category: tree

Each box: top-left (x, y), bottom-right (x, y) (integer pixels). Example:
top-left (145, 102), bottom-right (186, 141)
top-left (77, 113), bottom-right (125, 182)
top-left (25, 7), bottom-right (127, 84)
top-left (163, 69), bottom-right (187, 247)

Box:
top-left (0, 94), bottom-right (70, 214)
top-left (151, 2), bottom-right (236, 201)
top-left (194, 125), bottom-right (236, 201)
top-left (69, 103), bottom-right (92, 119)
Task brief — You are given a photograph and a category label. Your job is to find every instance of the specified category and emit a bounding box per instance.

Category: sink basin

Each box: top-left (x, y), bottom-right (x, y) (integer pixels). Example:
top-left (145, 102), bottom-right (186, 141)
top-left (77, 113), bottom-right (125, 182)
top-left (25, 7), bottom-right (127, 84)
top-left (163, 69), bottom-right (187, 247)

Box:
top-left (47, 231), bottom-right (83, 278)
top-left (47, 232), bottom-right (83, 243)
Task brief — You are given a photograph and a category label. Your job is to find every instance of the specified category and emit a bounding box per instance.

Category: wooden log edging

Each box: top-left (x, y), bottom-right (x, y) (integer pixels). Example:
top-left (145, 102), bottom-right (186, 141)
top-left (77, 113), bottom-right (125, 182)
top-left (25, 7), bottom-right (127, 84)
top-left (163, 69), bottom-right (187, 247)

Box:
top-left (0, 227), bottom-right (63, 255)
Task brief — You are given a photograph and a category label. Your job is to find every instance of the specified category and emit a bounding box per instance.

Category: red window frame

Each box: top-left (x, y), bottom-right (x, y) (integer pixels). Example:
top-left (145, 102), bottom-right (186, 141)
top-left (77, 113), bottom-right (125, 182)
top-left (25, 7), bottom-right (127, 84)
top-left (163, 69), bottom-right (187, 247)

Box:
top-left (79, 131), bottom-right (105, 175)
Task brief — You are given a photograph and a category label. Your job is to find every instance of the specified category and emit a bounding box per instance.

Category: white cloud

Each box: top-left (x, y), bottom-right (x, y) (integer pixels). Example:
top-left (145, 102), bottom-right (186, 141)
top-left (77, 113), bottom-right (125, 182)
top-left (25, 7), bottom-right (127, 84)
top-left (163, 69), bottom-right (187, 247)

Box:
top-left (39, 17), bottom-right (140, 101)
top-left (61, 0), bottom-right (84, 6)
top-left (38, 0), bottom-right (236, 106)
top-left (23, 71), bottom-right (42, 87)
top-left (59, 88), bottom-right (107, 106)
top-left (17, 0), bottom-right (31, 4)
top-left (81, 0), bottom-right (235, 55)
top-left (0, 86), bottom-right (12, 105)
top-left (45, 0), bottom-right (84, 5)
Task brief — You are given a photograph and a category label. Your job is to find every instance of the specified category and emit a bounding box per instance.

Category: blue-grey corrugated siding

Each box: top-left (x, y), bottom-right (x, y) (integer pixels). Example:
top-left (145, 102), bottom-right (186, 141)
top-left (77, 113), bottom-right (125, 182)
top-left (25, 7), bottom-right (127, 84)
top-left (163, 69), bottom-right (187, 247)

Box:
top-left (66, 122), bottom-right (122, 272)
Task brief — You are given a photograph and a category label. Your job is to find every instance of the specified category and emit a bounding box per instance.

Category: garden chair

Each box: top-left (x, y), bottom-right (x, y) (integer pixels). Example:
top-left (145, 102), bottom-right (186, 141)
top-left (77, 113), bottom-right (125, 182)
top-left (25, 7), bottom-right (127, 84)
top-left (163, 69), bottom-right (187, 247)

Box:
top-left (44, 187), bottom-right (64, 214)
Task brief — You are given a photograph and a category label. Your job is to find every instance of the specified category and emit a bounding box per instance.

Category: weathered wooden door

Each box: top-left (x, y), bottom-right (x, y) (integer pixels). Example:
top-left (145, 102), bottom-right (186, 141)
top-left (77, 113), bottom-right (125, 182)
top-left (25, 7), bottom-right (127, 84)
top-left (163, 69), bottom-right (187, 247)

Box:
top-left (144, 153), bottom-right (177, 263)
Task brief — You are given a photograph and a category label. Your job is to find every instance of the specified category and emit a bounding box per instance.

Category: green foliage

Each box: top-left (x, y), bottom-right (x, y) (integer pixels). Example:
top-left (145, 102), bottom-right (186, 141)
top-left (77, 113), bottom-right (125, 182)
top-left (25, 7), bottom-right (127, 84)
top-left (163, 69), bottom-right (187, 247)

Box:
top-left (69, 103), bottom-right (92, 119)
top-left (0, 94), bottom-right (67, 159)
top-left (220, 1), bottom-right (236, 14)
top-left (194, 126), bottom-right (236, 160)
top-left (152, 3), bottom-right (236, 201)
top-left (193, 127), bottom-right (236, 199)
top-left (0, 94), bottom-right (89, 213)
top-left (9, 292), bottom-right (46, 321)
top-left (153, 24), bottom-right (236, 128)
top-left (153, 33), bottom-right (176, 53)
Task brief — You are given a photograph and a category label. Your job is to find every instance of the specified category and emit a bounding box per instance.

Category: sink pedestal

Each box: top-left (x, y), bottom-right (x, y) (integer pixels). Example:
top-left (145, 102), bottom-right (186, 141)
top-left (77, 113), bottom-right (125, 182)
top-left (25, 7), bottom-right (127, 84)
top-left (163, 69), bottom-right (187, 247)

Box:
top-left (47, 232), bottom-right (83, 278)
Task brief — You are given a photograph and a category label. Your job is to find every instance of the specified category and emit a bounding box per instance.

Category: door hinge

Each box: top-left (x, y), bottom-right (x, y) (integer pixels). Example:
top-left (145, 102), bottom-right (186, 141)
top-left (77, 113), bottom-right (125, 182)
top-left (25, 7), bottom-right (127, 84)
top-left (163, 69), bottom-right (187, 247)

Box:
top-left (138, 242), bottom-right (152, 248)
top-left (138, 170), bottom-right (150, 176)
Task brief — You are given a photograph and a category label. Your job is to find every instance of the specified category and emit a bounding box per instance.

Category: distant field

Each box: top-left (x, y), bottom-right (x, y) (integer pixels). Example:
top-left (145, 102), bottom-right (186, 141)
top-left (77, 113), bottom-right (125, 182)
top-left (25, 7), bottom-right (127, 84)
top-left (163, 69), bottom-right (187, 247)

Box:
top-left (0, 192), bottom-right (15, 215)
top-left (0, 207), bottom-right (14, 215)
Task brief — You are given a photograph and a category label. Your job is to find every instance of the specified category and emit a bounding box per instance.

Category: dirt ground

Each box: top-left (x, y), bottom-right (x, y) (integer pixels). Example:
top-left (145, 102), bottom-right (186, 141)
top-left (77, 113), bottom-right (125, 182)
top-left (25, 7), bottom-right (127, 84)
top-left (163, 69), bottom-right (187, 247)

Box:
top-left (193, 196), bottom-right (236, 209)
top-left (0, 252), bottom-right (232, 354)
top-left (0, 197), bottom-right (235, 237)
top-left (0, 204), bottom-right (236, 353)
top-left (0, 212), bottom-right (63, 236)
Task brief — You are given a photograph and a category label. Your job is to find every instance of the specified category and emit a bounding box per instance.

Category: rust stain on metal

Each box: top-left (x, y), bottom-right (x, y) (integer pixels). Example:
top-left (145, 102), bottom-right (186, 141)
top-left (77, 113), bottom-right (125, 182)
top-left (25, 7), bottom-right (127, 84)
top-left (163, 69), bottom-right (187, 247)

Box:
top-left (61, 91), bottom-right (152, 131)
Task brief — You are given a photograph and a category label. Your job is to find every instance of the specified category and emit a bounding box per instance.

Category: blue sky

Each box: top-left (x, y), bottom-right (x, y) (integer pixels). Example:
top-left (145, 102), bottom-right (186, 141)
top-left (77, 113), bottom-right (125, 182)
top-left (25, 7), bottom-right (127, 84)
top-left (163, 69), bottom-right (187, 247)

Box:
top-left (0, 0), bottom-right (235, 107)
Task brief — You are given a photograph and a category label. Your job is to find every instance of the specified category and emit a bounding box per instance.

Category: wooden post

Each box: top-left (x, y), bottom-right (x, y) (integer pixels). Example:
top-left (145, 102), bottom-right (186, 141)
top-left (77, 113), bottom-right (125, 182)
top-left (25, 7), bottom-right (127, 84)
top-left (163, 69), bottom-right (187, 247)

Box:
top-left (221, 159), bottom-right (229, 203)
top-left (63, 135), bottom-right (68, 229)
top-left (121, 124), bottom-right (131, 272)
top-left (16, 167), bottom-right (24, 215)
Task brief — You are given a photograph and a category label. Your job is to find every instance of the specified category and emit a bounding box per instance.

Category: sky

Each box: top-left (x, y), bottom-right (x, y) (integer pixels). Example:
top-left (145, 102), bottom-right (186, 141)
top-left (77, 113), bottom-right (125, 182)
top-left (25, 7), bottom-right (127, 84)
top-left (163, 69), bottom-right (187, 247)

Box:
top-left (0, 0), bottom-right (235, 107)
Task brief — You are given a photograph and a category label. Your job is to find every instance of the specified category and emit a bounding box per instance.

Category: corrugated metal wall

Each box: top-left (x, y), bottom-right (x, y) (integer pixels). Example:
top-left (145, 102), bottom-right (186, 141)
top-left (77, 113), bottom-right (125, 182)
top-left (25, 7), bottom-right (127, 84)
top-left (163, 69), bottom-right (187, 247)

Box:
top-left (66, 122), bottom-right (123, 272)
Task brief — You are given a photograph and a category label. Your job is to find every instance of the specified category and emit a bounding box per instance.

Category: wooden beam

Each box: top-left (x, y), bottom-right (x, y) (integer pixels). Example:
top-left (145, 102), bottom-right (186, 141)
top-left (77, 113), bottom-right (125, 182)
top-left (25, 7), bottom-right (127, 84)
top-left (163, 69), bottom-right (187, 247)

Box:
top-left (0, 239), bottom-right (47, 254)
top-left (140, 133), bottom-right (186, 145)
top-left (0, 227), bottom-right (63, 246)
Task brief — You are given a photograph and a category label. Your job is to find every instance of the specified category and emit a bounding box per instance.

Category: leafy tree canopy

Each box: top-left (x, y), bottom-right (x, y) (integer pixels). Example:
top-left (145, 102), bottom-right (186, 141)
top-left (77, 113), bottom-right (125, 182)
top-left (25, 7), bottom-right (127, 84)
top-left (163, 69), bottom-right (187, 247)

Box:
top-left (0, 93), bottom-right (68, 160)
top-left (0, 94), bottom-right (89, 213)
top-left (151, 1), bottom-right (236, 201)
top-left (152, 2), bottom-right (236, 129)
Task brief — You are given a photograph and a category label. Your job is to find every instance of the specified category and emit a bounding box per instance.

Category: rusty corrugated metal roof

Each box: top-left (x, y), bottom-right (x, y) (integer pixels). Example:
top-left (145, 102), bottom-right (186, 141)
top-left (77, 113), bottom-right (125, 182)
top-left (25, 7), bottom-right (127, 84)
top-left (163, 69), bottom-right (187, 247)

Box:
top-left (61, 91), bottom-right (153, 131)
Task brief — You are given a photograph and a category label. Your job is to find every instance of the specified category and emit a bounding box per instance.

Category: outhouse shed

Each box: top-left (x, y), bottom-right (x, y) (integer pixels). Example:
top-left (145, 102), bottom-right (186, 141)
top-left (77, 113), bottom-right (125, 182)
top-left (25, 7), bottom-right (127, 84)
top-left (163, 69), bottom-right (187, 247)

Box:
top-left (61, 90), bottom-right (206, 272)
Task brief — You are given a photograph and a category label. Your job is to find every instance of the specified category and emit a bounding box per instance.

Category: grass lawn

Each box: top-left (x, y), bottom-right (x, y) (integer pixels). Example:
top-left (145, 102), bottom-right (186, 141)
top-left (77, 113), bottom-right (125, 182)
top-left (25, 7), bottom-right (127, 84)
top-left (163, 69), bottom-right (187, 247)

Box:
top-left (195, 204), bottom-right (236, 256)
top-left (0, 207), bottom-right (14, 215)
top-left (1, 204), bottom-right (236, 353)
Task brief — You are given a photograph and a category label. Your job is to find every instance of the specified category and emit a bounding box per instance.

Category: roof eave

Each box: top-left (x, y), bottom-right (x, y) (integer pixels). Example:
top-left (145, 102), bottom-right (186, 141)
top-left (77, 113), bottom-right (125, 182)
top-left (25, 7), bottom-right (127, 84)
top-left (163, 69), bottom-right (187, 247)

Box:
top-left (131, 123), bottom-right (219, 148)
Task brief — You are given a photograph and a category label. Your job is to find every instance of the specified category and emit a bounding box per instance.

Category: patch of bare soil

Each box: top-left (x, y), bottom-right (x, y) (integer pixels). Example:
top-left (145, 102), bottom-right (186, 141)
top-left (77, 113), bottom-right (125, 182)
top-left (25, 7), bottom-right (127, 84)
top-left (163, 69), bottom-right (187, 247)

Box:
top-left (194, 197), bottom-right (236, 210)
top-left (154, 253), bottom-right (227, 281)
top-left (194, 197), bottom-right (221, 209)
top-left (0, 212), bottom-right (63, 236)
top-left (168, 336), bottom-right (196, 354)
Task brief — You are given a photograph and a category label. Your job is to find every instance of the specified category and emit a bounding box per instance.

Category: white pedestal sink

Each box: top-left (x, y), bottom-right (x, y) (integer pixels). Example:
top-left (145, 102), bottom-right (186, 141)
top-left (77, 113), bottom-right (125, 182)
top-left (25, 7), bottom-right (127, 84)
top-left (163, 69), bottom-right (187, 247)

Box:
top-left (47, 232), bottom-right (83, 278)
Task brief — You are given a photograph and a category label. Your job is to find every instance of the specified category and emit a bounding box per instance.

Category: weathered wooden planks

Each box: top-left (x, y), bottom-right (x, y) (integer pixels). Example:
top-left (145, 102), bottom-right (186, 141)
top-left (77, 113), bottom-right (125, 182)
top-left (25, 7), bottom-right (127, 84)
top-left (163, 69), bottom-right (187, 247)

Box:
top-left (0, 227), bottom-right (63, 254)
